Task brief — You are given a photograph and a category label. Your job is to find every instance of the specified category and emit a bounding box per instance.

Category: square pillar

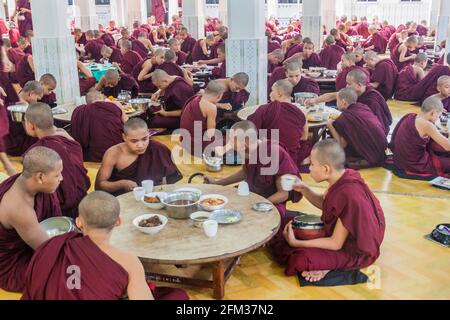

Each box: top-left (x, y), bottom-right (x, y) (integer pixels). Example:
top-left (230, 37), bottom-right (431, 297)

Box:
top-left (74, 0), bottom-right (98, 31)
top-left (168, 0), bottom-right (179, 23)
top-left (219, 0), bottom-right (227, 27)
top-left (182, 0), bottom-right (205, 39)
top-left (126, 0), bottom-right (148, 28)
top-left (266, 0), bottom-right (278, 19)
top-left (436, 0), bottom-right (450, 51)
top-left (302, 0), bottom-right (322, 49)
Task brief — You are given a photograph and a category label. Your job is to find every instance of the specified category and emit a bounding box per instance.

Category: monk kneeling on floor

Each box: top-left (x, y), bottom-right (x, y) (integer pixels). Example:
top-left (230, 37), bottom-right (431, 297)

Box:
top-left (22, 191), bottom-right (189, 300)
top-left (96, 118), bottom-right (182, 196)
top-left (0, 147), bottom-right (63, 292)
top-left (270, 140), bottom-right (385, 282)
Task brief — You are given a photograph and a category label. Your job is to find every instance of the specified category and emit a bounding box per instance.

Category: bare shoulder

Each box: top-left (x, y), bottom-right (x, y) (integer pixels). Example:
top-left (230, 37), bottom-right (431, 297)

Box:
top-left (0, 190), bottom-right (35, 229)
top-left (108, 246), bottom-right (143, 274)
top-left (102, 144), bottom-right (125, 164)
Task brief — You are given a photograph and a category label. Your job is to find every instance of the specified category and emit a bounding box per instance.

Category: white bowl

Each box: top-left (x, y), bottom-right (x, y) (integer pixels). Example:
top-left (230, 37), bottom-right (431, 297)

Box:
top-left (133, 214), bottom-right (168, 235)
top-left (190, 211), bottom-right (211, 228)
top-left (141, 192), bottom-right (168, 210)
top-left (199, 194), bottom-right (229, 212)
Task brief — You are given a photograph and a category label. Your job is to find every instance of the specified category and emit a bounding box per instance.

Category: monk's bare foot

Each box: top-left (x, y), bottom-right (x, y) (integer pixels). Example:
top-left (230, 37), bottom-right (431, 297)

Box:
top-left (301, 271), bottom-right (311, 279)
top-left (304, 270), bottom-right (330, 282)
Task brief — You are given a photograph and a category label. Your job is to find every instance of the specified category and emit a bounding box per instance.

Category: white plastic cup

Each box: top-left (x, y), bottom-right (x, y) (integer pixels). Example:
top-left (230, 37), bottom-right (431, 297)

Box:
top-left (237, 181), bottom-right (250, 196)
top-left (133, 187), bottom-right (146, 201)
top-left (203, 220), bottom-right (218, 238)
top-left (281, 175), bottom-right (297, 192)
top-left (142, 180), bottom-right (154, 194)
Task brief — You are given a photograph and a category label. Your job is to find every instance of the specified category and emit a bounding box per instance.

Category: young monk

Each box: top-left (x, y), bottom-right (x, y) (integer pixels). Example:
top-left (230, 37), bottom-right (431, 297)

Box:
top-left (0, 95), bottom-right (16, 176)
top-left (24, 103), bottom-right (91, 218)
top-left (210, 44), bottom-right (227, 79)
top-left (390, 96), bottom-right (450, 175)
top-left (77, 60), bottom-right (97, 96)
top-left (300, 41), bottom-right (322, 70)
top-left (205, 120), bottom-right (302, 218)
top-left (95, 69), bottom-right (139, 99)
top-left (71, 90), bottom-right (128, 163)
top-left (96, 118), bottom-right (182, 196)
top-left (434, 76), bottom-right (450, 111)
top-left (362, 24), bottom-right (388, 54)
top-left (319, 36), bottom-right (345, 70)
top-left (149, 69), bottom-right (195, 130)
top-left (284, 35), bottom-right (304, 59)
top-left (327, 88), bottom-right (387, 169)
top-left (307, 69), bottom-right (392, 135)
top-left (335, 52), bottom-right (369, 91)
top-left (270, 139), bottom-right (385, 282)
top-left (157, 50), bottom-right (193, 86)
top-left (22, 191), bottom-right (189, 300)
top-left (15, 53), bottom-right (34, 87)
top-left (131, 33), bottom-right (153, 60)
top-left (100, 45), bottom-right (123, 64)
top-left (83, 30), bottom-right (104, 62)
top-left (0, 147), bottom-right (63, 292)
top-left (353, 47), bottom-right (365, 67)
top-left (248, 79), bottom-right (310, 169)
top-left (179, 27), bottom-right (197, 63)
top-left (364, 51), bottom-right (399, 100)
top-left (115, 40), bottom-right (143, 75)
top-left (391, 35), bottom-right (418, 71)
top-left (168, 38), bottom-right (187, 66)
top-left (394, 52), bottom-right (428, 101)
top-left (191, 34), bottom-right (215, 63)
top-left (214, 72), bottom-right (251, 117)
top-left (38, 74), bottom-right (57, 107)
top-left (180, 80), bottom-right (226, 157)
top-left (134, 48), bottom-right (165, 94)
top-left (268, 49), bottom-right (285, 74)
top-left (416, 53), bottom-right (450, 103)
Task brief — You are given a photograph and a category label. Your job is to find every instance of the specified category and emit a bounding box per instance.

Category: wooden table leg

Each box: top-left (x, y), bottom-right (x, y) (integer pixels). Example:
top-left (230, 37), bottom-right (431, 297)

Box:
top-left (213, 260), bottom-right (225, 300)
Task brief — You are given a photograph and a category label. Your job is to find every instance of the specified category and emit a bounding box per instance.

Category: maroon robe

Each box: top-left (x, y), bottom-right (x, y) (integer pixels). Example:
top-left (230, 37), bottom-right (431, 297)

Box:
top-left (39, 93), bottom-right (57, 107)
top-left (22, 232), bottom-right (189, 300)
top-left (191, 39), bottom-right (210, 62)
top-left (388, 32), bottom-right (400, 53)
top-left (210, 40), bottom-right (224, 60)
top-left (362, 33), bottom-right (388, 54)
top-left (219, 88), bottom-right (250, 111)
top-left (25, 136), bottom-right (91, 218)
top-left (292, 77), bottom-right (320, 97)
top-left (84, 40), bottom-right (104, 62)
top-left (416, 65), bottom-right (450, 103)
top-left (268, 40), bottom-right (281, 53)
top-left (15, 54), bottom-right (35, 87)
top-left (394, 65), bottom-right (422, 101)
top-left (0, 99), bottom-right (8, 153)
top-left (302, 53), bottom-right (322, 70)
top-left (417, 25), bottom-right (428, 37)
top-left (7, 48), bottom-right (25, 66)
top-left (9, 28), bottom-right (20, 47)
top-left (319, 45), bottom-right (345, 70)
top-left (285, 44), bottom-right (303, 59)
top-left (101, 33), bottom-right (116, 48)
top-left (356, 22), bottom-right (370, 38)
top-left (152, 0), bottom-right (166, 24)
top-left (390, 113), bottom-right (450, 175)
top-left (76, 33), bottom-right (87, 46)
top-left (180, 36), bottom-right (196, 63)
top-left (346, 28), bottom-right (358, 36)
top-left (333, 103), bottom-right (387, 168)
top-left (391, 43), bottom-right (414, 72)
top-left (336, 65), bottom-right (369, 91)
top-left (131, 40), bottom-right (149, 60)
top-left (108, 140), bottom-right (182, 196)
top-left (270, 169), bottom-right (385, 276)
top-left (131, 28), bottom-right (148, 40)
top-left (4, 118), bottom-right (37, 157)
top-left (358, 87), bottom-right (392, 135)
top-left (131, 59), bottom-right (157, 94)
top-left (370, 59), bottom-right (399, 100)
top-left (16, 0), bottom-right (33, 37)
top-left (443, 97), bottom-right (450, 112)
top-left (248, 101), bottom-right (310, 169)
top-left (109, 47), bottom-right (123, 64)
top-left (121, 51), bottom-right (143, 75)
top-left (211, 61), bottom-right (226, 79)
top-left (156, 61), bottom-right (184, 78)
top-left (71, 102), bottom-right (124, 163)
top-left (176, 51), bottom-right (187, 66)
top-left (0, 174), bottom-right (62, 292)
top-left (101, 74), bottom-right (139, 99)
top-left (79, 77), bottom-right (96, 96)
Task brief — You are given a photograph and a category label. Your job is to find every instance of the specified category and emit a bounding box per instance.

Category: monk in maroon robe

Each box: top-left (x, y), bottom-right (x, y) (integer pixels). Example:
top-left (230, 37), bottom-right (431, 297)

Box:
top-left (152, 0), bottom-right (166, 24)
top-left (416, 53), bottom-right (450, 103)
top-left (270, 140), bottom-right (385, 281)
top-left (390, 97), bottom-right (450, 175)
top-left (335, 52), bottom-right (369, 91)
top-left (0, 96), bottom-right (16, 176)
top-left (268, 49), bottom-right (285, 74)
top-left (390, 36), bottom-right (418, 71)
top-left (9, 26), bottom-right (20, 48)
top-left (117, 40), bottom-right (143, 75)
top-left (37, 74), bottom-right (57, 107)
top-left (214, 73), bottom-right (250, 114)
top-left (0, 39), bottom-right (21, 106)
top-left (83, 30), bottom-right (104, 62)
top-left (100, 32), bottom-right (115, 48)
top-left (356, 18), bottom-right (370, 38)
top-left (71, 91), bottom-right (127, 163)
top-left (74, 29), bottom-right (87, 46)
top-left (364, 51), bottom-right (398, 100)
top-left (96, 119), bottom-right (182, 196)
top-left (168, 38), bottom-right (187, 66)
top-left (362, 25), bottom-right (388, 54)
top-left (149, 70), bottom-right (195, 130)
top-left (394, 53), bottom-right (428, 101)
top-left (191, 35), bottom-right (215, 63)
top-left (15, 54), bottom-right (35, 87)
top-left (0, 147), bottom-right (62, 292)
top-left (328, 88), bottom-right (387, 169)
top-left (249, 79), bottom-right (310, 169)
top-left (179, 28), bottom-right (197, 64)
top-left (96, 69), bottom-right (139, 99)
top-left (156, 50), bottom-right (192, 86)
top-left (22, 192), bottom-right (189, 300)
top-left (100, 45), bottom-right (122, 64)
top-left (301, 42), bottom-right (322, 70)
top-left (16, 0), bottom-right (33, 37)
top-left (133, 48), bottom-right (165, 94)
top-left (319, 36), bottom-right (345, 70)
top-left (131, 36), bottom-right (151, 61)
top-left (24, 103), bottom-right (91, 218)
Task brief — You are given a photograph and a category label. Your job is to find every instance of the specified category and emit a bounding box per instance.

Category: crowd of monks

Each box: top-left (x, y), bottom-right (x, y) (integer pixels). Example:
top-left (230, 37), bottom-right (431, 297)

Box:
top-left (0, 2), bottom-right (449, 299)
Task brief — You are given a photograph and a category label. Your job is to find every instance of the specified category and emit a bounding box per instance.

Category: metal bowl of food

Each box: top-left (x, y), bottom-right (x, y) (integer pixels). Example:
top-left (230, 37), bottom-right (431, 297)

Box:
top-left (40, 216), bottom-right (77, 238)
top-left (203, 154), bottom-right (223, 172)
top-left (161, 192), bottom-right (200, 220)
top-left (129, 98), bottom-right (151, 112)
top-left (7, 105), bottom-right (28, 122)
top-left (294, 92), bottom-right (318, 106)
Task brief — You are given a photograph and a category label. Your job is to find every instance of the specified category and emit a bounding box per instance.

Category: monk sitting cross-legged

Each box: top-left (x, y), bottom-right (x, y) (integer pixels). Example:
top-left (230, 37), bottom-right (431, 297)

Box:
top-left (24, 103), bottom-right (91, 218)
top-left (96, 118), bottom-right (182, 196)
top-left (249, 79), bottom-right (310, 170)
top-left (115, 40), bottom-right (143, 75)
top-left (204, 121), bottom-right (302, 219)
top-left (433, 76), bottom-right (450, 111)
top-left (0, 147), bottom-right (63, 292)
top-left (363, 51), bottom-right (399, 100)
top-left (335, 52), bottom-right (369, 92)
top-left (327, 88), bottom-right (387, 169)
top-left (22, 191), bottom-right (189, 300)
top-left (390, 35), bottom-right (418, 72)
top-left (394, 52), bottom-right (428, 101)
top-left (319, 36), bottom-right (345, 71)
top-left (390, 96), bottom-right (450, 176)
top-left (362, 24), bottom-right (388, 54)
top-left (157, 50), bottom-right (193, 86)
top-left (270, 140), bottom-right (385, 282)
top-left (214, 72), bottom-right (251, 119)
top-left (100, 45), bottom-right (123, 65)
top-left (71, 90), bottom-right (128, 163)
top-left (95, 69), bottom-right (139, 99)
top-left (134, 48), bottom-right (165, 94)
top-left (416, 53), bottom-right (450, 104)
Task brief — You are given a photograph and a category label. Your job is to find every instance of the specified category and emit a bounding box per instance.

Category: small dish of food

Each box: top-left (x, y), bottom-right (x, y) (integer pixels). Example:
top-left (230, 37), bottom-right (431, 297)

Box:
top-left (199, 194), bottom-right (228, 211)
top-left (190, 211), bottom-right (211, 228)
top-left (210, 209), bottom-right (242, 224)
top-left (307, 114), bottom-right (325, 123)
top-left (123, 105), bottom-right (135, 114)
top-left (306, 71), bottom-right (322, 78)
top-left (133, 214), bottom-right (168, 234)
top-left (141, 192), bottom-right (168, 210)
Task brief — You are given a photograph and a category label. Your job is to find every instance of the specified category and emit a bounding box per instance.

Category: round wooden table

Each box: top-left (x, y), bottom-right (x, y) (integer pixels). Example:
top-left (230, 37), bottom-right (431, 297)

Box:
top-left (110, 184), bottom-right (281, 299)
top-left (53, 105), bottom-right (146, 123)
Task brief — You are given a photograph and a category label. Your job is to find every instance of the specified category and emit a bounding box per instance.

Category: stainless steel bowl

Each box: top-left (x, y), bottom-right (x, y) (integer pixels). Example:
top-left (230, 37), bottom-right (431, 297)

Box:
top-left (40, 216), bottom-right (77, 238)
top-left (294, 92), bottom-right (318, 106)
top-left (162, 192), bottom-right (200, 220)
top-left (7, 105), bottom-right (28, 122)
top-left (129, 98), bottom-right (151, 112)
top-left (203, 155), bottom-right (223, 172)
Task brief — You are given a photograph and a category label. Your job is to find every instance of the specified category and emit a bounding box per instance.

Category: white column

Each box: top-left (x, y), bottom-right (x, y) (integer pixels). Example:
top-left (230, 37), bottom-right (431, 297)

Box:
top-left (168, 0), bottom-right (179, 23)
top-left (302, 0), bottom-right (323, 49)
top-left (126, 0), bottom-right (148, 28)
top-left (436, 0), bottom-right (450, 51)
top-left (322, 0), bottom-right (336, 36)
top-left (182, 0), bottom-right (205, 39)
top-left (227, 0), bottom-right (267, 105)
top-left (74, 0), bottom-right (98, 31)
top-left (219, 0), bottom-right (227, 26)
top-left (429, 0), bottom-right (441, 32)
top-left (266, 0), bottom-right (278, 19)
top-left (6, 0), bottom-right (15, 19)
top-left (110, 0), bottom-right (127, 28)
top-left (31, 0), bottom-right (80, 106)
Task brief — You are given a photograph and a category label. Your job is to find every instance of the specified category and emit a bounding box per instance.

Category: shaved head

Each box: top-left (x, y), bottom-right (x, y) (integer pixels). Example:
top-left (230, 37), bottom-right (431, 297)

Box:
top-left (22, 81), bottom-right (44, 95)
top-left (154, 48), bottom-right (166, 57)
top-left (164, 49), bottom-right (177, 62)
top-left (86, 90), bottom-right (105, 103)
top-left (86, 30), bottom-right (94, 38)
top-left (273, 79), bottom-right (293, 97)
top-left (205, 80), bottom-right (226, 96)
top-left (347, 69), bottom-right (368, 85)
top-left (354, 47), bottom-right (364, 56)
top-left (312, 139), bottom-right (346, 170)
top-left (437, 75), bottom-right (450, 87)
top-left (405, 36), bottom-right (418, 45)
top-left (286, 61), bottom-right (303, 72)
top-left (343, 52), bottom-right (357, 64)
top-left (124, 118), bottom-right (148, 134)
top-left (421, 96), bottom-right (444, 113)
top-left (414, 52), bottom-right (428, 64)
top-left (105, 69), bottom-right (120, 80)
top-left (338, 87), bottom-right (358, 105)
top-left (151, 69), bottom-right (170, 82)
top-left (232, 72), bottom-right (249, 87)
top-left (231, 120), bottom-right (257, 134)
top-left (25, 103), bottom-right (54, 130)
top-left (101, 45), bottom-right (113, 55)
top-left (122, 40), bottom-right (132, 50)
top-left (39, 73), bottom-right (57, 87)
top-left (167, 38), bottom-right (178, 47)
top-left (325, 35), bottom-right (336, 45)
top-left (22, 146), bottom-right (62, 179)
top-left (363, 50), bottom-right (378, 61)
top-left (79, 191), bottom-right (120, 230)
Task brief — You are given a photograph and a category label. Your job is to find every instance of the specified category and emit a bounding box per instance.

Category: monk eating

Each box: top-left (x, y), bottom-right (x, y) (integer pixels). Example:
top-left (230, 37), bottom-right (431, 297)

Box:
top-left (249, 79), bottom-right (310, 169)
top-left (390, 96), bottom-right (450, 175)
top-left (149, 69), bottom-right (195, 130)
top-left (131, 33), bottom-right (153, 60)
top-left (391, 35), bottom-right (418, 71)
top-left (24, 103), bottom-right (91, 218)
top-left (38, 74), bottom-right (57, 107)
top-left (300, 41), bottom-right (322, 70)
top-left (168, 38), bottom-right (187, 66)
top-left (77, 60), bottom-right (97, 96)
top-left (180, 80), bottom-right (226, 157)
top-left (416, 53), bottom-right (450, 103)
top-left (179, 27), bottom-right (197, 63)
top-left (0, 96), bottom-right (16, 176)
top-left (270, 139), bottom-right (385, 282)
top-left (95, 69), bottom-right (139, 99)
top-left (336, 52), bottom-right (369, 91)
top-left (71, 90), bottom-right (127, 163)
top-left (96, 118), bottom-right (182, 196)
top-left (115, 40), bottom-right (143, 75)
top-left (157, 50), bottom-right (193, 86)
top-left (394, 52), bottom-right (428, 101)
top-left (214, 72), bottom-right (250, 113)
top-left (15, 53), bottom-right (35, 87)
top-left (134, 48), bottom-right (165, 94)
top-left (364, 51), bottom-right (398, 100)
top-left (0, 147), bottom-right (63, 292)
top-left (100, 45), bottom-right (123, 65)
top-left (353, 47), bottom-right (365, 67)
top-left (319, 36), bottom-right (345, 70)
top-left (362, 25), bottom-right (388, 54)
top-left (268, 49), bottom-right (285, 74)
top-left (22, 191), bottom-right (189, 300)
top-left (83, 30), bottom-right (103, 62)
top-left (433, 76), bottom-right (450, 111)
top-left (327, 88), bottom-right (387, 169)
top-left (191, 34), bottom-right (215, 63)
top-left (205, 121), bottom-right (301, 218)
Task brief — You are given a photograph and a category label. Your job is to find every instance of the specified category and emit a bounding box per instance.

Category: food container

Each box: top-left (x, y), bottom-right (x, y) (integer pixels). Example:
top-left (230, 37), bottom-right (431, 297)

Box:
top-left (161, 192), bottom-right (200, 219)
top-left (190, 211), bottom-right (211, 228)
top-left (40, 217), bottom-right (77, 238)
top-left (252, 202), bottom-right (274, 212)
top-left (294, 92), bottom-right (318, 106)
top-left (199, 194), bottom-right (228, 211)
top-left (129, 98), bottom-right (151, 112)
top-left (7, 105), bottom-right (28, 122)
top-left (203, 154), bottom-right (223, 172)
top-left (292, 215), bottom-right (326, 240)
top-left (141, 192), bottom-right (168, 210)
top-left (210, 209), bottom-right (242, 224)
top-left (133, 214), bottom-right (168, 235)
